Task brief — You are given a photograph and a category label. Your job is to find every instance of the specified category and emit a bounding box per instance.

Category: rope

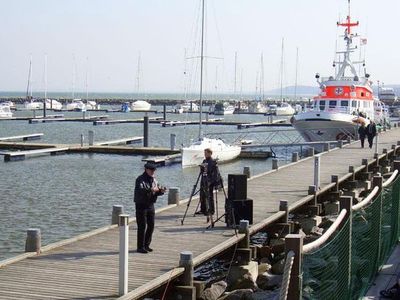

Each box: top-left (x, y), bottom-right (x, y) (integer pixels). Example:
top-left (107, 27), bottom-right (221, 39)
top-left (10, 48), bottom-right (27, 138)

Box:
top-left (279, 251), bottom-right (295, 300)
top-left (161, 268), bottom-right (178, 300)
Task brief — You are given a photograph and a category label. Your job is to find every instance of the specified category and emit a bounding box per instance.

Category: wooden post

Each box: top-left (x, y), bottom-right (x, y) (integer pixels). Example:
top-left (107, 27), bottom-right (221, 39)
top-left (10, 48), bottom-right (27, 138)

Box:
top-left (143, 115), bottom-right (149, 147)
top-left (285, 234), bottom-right (303, 300)
top-left (112, 205), bottom-right (124, 225)
top-left (119, 214), bottom-right (129, 296)
top-left (292, 152), bottom-right (299, 163)
top-left (88, 130), bottom-right (94, 146)
top-left (314, 155), bottom-right (321, 190)
top-left (168, 187), bottom-right (180, 205)
top-left (238, 220), bottom-right (250, 249)
top-left (372, 175), bottom-right (383, 190)
top-left (362, 159), bottom-right (369, 173)
top-left (272, 158), bottom-right (279, 170)
top-left (280, 200), bottom-right (289, 223)
top-left (163, 104), bottom-right (167, 120)
top-left (179, 251), bottom-right (194, 287)
top-left (25, 228), bottom-right (41, 253)
top-left (331, 175), bottom-right (339, 192)
top-left (243, 166), bottom-right (251, 178)
top-left (170, 133), bottom-right (176, 150)
top-left (349, 166), bottom-right (356, 181)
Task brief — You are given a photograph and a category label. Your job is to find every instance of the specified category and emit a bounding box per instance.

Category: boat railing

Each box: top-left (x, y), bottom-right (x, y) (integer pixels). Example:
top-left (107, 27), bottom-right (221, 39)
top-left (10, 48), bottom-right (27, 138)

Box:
top-left (304, 105), bottom-right (363, 116)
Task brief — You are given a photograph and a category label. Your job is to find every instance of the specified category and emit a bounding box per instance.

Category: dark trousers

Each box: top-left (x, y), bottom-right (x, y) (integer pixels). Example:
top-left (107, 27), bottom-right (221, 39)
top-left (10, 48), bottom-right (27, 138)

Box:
top-left (200, 183), bottom-right (215, 215)
top-left (360, 136), bottom-right (365, 148)
top-left (135, 204), bottom-right (155, 250)
top-left (367, 135), bottom-right (374, 148)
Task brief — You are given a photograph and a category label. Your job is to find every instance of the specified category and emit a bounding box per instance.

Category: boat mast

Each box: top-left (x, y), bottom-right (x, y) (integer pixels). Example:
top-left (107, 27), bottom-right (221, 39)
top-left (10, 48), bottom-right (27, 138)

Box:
top-left (43, 54), bottom-right (47, 117)
top-left (234, 51), bottom-right (237, 98)
top-left (26, 55), bottom-right (33, 101)
top-left (72, 55), bottom-right (75, 101)
top-left (294, 47), bottom-right (299, 100)
top-left (198, 0), bottom-right (205, 140)
top-left (85, 57), bottom-right (89, 105)
top-left (136, 52), bottom-right (141, 98)
top-left (260, 52), bottom-right (264, 101)
top-left (280, 38), bottom-right (284, 103)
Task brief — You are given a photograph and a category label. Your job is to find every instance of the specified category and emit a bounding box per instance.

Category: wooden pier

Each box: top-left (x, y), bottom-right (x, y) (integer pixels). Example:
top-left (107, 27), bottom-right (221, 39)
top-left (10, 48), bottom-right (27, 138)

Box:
top-left (0, 128), bottom-right (399, 299)
top-left (95, 137), bottom-right (144, 146)
top-left (3, 147), bottom-right (69, 162)
top-left (0, 133), bottom-right (43, 142)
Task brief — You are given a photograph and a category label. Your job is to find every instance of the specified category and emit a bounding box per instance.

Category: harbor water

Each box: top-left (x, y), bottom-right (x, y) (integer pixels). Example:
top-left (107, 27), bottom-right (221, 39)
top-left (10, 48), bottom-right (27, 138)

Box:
top-left (0, 105), bottom-right (299, 261)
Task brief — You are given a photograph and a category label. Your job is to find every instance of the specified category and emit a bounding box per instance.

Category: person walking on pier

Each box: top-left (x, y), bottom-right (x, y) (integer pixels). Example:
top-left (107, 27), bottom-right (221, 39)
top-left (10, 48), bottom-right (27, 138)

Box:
top-left (134, 162), bottom-right (166, 253)
top-left (358, 123), bottom-right (367, 148)
top-left (366, 121), bottom-right (377, 149)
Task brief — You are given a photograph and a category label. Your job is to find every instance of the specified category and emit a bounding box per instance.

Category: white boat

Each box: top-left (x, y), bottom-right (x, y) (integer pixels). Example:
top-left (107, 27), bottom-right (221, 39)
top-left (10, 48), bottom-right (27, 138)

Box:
top-left (2, 101), bottom-right (15, 109)
top-left (174, 102), bottom-right (199, 114)
top-left (291, 2), bottom-right (389, 142)
top-left (66, 99), bottom-right (86, 111)
top-left (131, 100), bottom-right (151, 111)
top-left (248, 101), bottom-right (267, 113)
top-left (275, 102), bottom-right (295, 116)
top-left (214, 102), bottom-right (235, 115)
top-left (0, 103), bottom-right (13, 118)
top-left (24, 100), bottom-right (41, 110)
top-left (42, 99), bottom-right (63, 110)
top-left (181, 0), bottom-right (241, 168)
top-left (86, 100), bottom-right (100, 110)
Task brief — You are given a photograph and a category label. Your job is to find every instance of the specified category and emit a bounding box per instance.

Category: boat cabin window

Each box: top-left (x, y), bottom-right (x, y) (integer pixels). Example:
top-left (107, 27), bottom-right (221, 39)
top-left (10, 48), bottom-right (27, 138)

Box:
top-left (329, 100), bottom-right (337, 108)
top-left (351, 100), bottom-right (357, 108)
top-left (319, 100), bottom-right (326, 110)
top-left (341, 100), bottom-right (349, 107)
top-left (361, 92), bottom-right (365, 97)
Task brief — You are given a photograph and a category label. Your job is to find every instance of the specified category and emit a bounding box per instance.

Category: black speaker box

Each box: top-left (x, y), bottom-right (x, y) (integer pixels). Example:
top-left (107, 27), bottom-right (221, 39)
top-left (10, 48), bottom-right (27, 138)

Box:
top-left (228, 174), bottom-right (247, 200)
top-left (232, 199), bottom-right (253, 225)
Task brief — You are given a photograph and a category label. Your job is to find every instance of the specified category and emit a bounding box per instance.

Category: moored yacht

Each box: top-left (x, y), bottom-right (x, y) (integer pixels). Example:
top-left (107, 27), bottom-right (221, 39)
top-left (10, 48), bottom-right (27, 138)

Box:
top-left (0, 103), bottom-right (13, 118)
top-left (291, 1), bottom-right (388, 142)
top-left (131, 100), bottom-right (151, 111)
top-left (378, 88), bottom-right (397, 106)
top-left (214, 102), bottom-right (235, 115)
top-left (275, 102), bottom-right (295, 116)
top-left (66, 99), bottom-right (86, 111)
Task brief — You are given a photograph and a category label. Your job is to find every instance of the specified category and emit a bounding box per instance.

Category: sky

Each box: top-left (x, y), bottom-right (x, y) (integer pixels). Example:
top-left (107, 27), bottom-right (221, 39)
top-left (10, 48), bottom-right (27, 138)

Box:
top-left (0, 0), bottom-right (398, 95)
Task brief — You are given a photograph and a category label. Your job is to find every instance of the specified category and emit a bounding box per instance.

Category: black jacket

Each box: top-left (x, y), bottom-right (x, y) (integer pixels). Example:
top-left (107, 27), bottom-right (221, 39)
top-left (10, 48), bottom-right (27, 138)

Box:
top-left (134, 172), bottom-right (164, 207)
top-left (202, 157), bottom-right (220, 185)
top-left (358, 126), bottom-right (366, 138)
top-left (366, 123), bottom-right (377, 137)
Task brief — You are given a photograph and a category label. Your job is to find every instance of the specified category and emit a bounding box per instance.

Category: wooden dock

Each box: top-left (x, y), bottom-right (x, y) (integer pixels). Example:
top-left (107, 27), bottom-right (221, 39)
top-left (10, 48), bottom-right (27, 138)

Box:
top-left (0, 129), bottom-right (399, 299)
top-left (0, 133), bottom-right (43, 142)
top-left (95, 137), bottom-right (144, 146)
top-left (93, 117), bottom-right (164, 126)
top-left (3, 147), bottom-right (69, 162)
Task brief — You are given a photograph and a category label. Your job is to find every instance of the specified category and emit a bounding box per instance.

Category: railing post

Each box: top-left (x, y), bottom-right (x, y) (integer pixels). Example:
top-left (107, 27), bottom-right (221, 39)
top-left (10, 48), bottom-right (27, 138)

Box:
top-left (238, 220), bottom-right (250, 249)
top-left (168, 187), bottom-right (180, 205)
top-left (280, 200), bottom-right (289, 224)
top-left (307, 147), bottom-right (314, 157)
top-left (285, 234), bottom-right (303, 300)
top-left (338, 140), bottom-right (344, 148)
top-left (323, 142), bottom-right (330, 152)
top-left (314, 155), bottom-right (321, 190)
top-left (272, 158), bottom-right (279, 170)
top-left (243, 166), bottom-right (251, 178)
top-left (339, 196), bottom-right (353, 298)
top-left (112, 205), bottom-right (124, 225)
top-left (292, 152), bottom-right (299, 163)
top-left (118, 214), bottom-right (129, 296)
top-left (179, 251), bottom-right (194, 287)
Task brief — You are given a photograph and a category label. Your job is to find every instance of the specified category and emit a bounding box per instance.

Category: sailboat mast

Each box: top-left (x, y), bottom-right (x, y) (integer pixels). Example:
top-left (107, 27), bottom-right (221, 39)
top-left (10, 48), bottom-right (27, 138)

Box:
top-left (26, 55), bottom-right (32, 100)
top-left (85, 57), bottom-right (89, 104)
top-left (43, 54), bottom-right (47, 117)
top-left (234, 51), bottom-right (237, 97)
top-left (72, 55), bottom-right (75, 101)
top-left (280, 38), bottom-right (284, 102)
top-left (198, 0), bottom-right (205, 140)
top-left (260, 53), bottom-right (264, 101)
top-left (136, 53), bottom-right (141, 98)
top-left (294, 47), bottom-right (299, 100)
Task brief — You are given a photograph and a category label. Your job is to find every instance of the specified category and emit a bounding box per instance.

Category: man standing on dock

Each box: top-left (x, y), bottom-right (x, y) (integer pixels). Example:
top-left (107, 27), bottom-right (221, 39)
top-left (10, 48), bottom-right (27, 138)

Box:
top-left (366, 121), bottom-right (377, 149)
top-left (134, 162), bottom-right (166, 253)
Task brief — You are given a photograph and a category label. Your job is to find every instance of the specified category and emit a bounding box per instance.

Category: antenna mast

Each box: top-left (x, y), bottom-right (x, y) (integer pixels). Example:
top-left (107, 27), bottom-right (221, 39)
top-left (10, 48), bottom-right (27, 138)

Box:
top-left (198, 0), bottom-right (205, 139)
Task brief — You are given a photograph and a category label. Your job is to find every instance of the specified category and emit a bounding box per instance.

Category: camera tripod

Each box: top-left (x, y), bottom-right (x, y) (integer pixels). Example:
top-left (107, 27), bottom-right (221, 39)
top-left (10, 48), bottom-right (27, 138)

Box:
top-left (180, 163), bottom-right (237, 230)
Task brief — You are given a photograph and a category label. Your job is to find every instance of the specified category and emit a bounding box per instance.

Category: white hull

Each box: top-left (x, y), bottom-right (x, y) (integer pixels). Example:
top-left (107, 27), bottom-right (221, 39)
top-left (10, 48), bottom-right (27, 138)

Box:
top-left (132, 100), bottom-right (151, 111)
top-left (24, 101), bottom-right (41, 110)
top-left (181, 138), bottom-right (241, 168)
top-left (275, 105), bottom-right (295, 116)
top-left (292, 111), bottom-right (361, 142)
top-left (66, 100), bottom-right (86, 111)
top-left (214, 106), bottom-right (235, 115)
top-left (0, 104), bottom-right (13, 118)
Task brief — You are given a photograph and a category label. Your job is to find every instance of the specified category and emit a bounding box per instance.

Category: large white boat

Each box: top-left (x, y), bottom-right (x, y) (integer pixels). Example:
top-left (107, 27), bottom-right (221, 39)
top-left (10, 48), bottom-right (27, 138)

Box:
top-left (66, 99), bottom-right (86, 111)
top-left (40, 99), bottom-right (63, 110)
top-left (275, 102), bottom-right (295, 116)
top-left (131, 100), bottom-right (151, 111)
top-left (24, 100), bottom-right (41, 110)
top-left (291, 2), bottom-right (388, 142)
top-left (378, 88), bottom-right (397, 105)
top-left (174, 102), bottom-right (199, 114)
top-left (181, 0), bottom-right (241, 168)
top-left (0, 103), bottom-right (13, 118)
top-left (214, 102), bottom-right (235, 115)
top-left (248, 101), bottom-right (267, 113)
top-left (2, 101), bottom-right (15, 109)
top-left (86, 100), bottom-right (100, 110)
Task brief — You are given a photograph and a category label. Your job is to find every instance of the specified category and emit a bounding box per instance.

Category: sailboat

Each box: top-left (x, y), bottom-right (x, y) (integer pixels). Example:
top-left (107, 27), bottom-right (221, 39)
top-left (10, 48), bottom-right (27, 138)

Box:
top-left (66, 57), bottom-right (86, 112)
top-left (24, 56), bottom-right (42, 110)
top-left (181, 0), bottom-right (241, 168)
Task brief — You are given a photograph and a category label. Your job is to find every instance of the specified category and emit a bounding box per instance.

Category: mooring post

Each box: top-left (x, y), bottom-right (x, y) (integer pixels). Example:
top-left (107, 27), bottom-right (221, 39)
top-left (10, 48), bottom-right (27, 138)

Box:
top-left (25, 228), bottom-right (41, 253)
top-left (292, 152), bottom-right (299, 163)
top-left (238, 220), bottom-right (250, 249)
top-left (323, 142), bottom-right (330, 152)
top-left (179, 251), bottom-right (194, 287)
top-left (279, 200), bottom-right (289, 224)
top-left (285, 234), bottom-right (303, 300)
top-left (143, 115), bottom-right (149, 147)
top-left (372, 175), bottom-right (383, 190)
top-left (338, 140), bottom-right (344, 148)
top-left (272, 158), bottom-right (279, 170)
top-left (118, 214), bottom-right (129, 296)
top-left (331, 175), bottom-right (339, 192)
top-left (362, 158), bottom-right (369, 173)
top-left (243, 166), bottom-right (251, 178)
top-left (170, 133), bottom-right (176, 150)
top-left (307, 147), bottom-right (314, 157)
top-left (168, 187), bottom-right (180, 205)
top-left (88, 130), bottom-right (94, 146)
top-left (314, 155), bottom-right (321, 190)
top-left (112, 205), bottom-right (124, 225)
top-left (80, 134), bottom-right (84, 147)
top-left (163, 104), bottom-right (167, 120)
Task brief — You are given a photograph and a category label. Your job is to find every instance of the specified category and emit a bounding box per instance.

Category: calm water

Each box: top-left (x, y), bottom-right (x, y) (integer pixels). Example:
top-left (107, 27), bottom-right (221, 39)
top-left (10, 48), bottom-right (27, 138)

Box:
top-left (0, 105), bottom-right (300, 260)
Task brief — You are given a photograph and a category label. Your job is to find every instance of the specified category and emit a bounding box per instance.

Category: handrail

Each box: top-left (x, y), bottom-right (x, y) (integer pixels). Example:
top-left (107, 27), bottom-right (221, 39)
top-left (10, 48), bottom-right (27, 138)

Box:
top-left (352, 186), bottom-right (379, 211)
top-left (303, 209), bottom-right (347, 253)
top-left (382, 169), bottom-right (399, 188)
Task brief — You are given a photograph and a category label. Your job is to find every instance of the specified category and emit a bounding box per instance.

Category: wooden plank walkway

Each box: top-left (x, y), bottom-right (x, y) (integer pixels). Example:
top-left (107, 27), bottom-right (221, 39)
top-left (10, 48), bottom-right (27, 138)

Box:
top-left (0, 129), bottom-right (399, 299)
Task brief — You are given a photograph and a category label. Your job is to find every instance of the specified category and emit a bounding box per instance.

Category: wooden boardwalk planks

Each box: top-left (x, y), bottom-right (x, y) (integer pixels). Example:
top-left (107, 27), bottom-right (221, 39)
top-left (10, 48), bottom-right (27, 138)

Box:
top-left (0, 128), bottom-right (399, 299)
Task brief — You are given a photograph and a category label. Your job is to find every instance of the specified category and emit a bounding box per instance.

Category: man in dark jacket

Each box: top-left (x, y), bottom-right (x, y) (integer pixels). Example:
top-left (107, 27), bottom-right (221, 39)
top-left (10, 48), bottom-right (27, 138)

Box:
top-left (200, 148), bottom-right (220, 219)
top-left (366, 121), bottom-right (377, 149)
top-left (358, 123), bottom-right (366, 148)
top-left (134, 162), bottom-right (166, 253)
